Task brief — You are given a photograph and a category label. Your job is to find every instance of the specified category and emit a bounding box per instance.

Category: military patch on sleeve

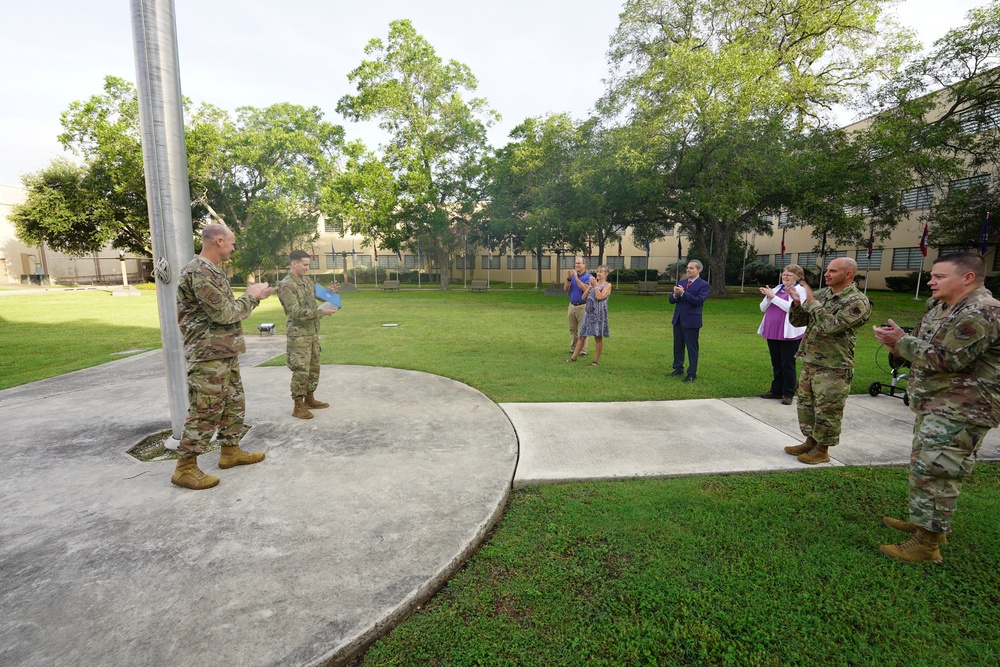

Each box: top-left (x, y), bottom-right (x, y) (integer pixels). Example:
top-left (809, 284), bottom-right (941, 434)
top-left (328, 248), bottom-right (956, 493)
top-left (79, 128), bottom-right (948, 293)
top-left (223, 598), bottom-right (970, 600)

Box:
top-left (955, 324), bottom-right (977, 339)
top-left (207, 291), bottom-right (222, 305)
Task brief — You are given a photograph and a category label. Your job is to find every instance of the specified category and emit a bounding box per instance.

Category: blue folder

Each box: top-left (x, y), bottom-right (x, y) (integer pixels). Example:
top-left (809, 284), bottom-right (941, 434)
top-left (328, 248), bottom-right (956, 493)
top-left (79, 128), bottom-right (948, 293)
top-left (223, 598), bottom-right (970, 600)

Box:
top-left (314, 283), bottom-right (342, 309)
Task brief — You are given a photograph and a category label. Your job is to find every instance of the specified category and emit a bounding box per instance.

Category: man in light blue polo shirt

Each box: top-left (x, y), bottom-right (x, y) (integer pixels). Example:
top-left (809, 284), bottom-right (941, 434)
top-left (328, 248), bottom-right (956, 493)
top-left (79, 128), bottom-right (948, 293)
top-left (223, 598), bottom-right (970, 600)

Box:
top-left (564, 257), bottom-right (592, 356)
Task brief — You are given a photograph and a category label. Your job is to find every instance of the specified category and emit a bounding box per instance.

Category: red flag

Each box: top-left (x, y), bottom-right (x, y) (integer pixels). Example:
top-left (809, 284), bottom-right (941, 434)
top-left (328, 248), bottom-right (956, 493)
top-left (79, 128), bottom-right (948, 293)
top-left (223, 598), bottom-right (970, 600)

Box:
top-left (374, 244), bottom-right (378, 260)
top-left (780, 228), bottom-right (786, 258)
top-left (617, 239), bottom-right (622, 258)
top-left (919, 223), bottom-right (929, 256)
top-left (587, 239), bottom-right (592, 257)
top-left (866, 229), bottom-right (874, 259)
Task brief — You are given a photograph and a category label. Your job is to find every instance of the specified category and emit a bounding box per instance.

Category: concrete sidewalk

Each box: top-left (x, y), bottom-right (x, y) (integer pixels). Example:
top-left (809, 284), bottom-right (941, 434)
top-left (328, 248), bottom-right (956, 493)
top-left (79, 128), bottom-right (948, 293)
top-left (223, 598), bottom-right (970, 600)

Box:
top-left (3, 342), bottom-right (998, 666)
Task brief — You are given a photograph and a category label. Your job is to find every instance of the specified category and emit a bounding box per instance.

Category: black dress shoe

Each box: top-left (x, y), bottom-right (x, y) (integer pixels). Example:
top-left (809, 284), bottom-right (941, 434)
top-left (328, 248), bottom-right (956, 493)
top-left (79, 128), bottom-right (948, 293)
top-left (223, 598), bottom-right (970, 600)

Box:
top-left (683, 375), bottom-right (696, 383)
top-left (670, 369), bottom-right (684, 376)
top-left (759, 392), bottom-right (781, 399)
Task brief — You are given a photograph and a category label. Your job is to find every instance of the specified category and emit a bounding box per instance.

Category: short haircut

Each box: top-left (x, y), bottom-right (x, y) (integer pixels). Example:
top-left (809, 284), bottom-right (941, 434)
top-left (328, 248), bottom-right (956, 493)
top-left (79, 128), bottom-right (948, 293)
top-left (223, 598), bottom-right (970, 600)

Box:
top-left (688, 259), bottom-right (703, 271)
top-left (596, 264), bottom-right (609, 274)
top-left (289, 250), bottom-right (311, 262)
top-left (934, 252), bottom-right (986, 282)
top-left (830, 256), bottom-right (858, 273)
top-left (783, 264), bottom-right (805, 280)
top-left (201, 223), bottom-right (230, 244)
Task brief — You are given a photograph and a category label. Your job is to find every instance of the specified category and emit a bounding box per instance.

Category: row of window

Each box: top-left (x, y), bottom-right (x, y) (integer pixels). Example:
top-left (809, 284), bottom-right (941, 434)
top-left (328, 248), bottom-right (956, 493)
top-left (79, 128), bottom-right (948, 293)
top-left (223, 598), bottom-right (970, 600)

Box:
top-left (900, 174), bottom-right (993, 211)
top-left (322, 254), bottom-right (653, 271)
top-left (759, 247), bottom-right (987, 271)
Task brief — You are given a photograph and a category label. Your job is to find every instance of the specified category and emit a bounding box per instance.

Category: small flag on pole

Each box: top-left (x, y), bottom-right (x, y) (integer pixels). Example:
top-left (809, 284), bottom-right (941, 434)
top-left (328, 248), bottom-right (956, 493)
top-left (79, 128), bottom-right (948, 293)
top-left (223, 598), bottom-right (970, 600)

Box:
top-left (374, 244), bottom-right (378, 260)
top-left (396, 248), bottom-right (402, 261)
top-left (617, 239), bottom-right (622, 258)
top-left (866, 228), bottom-right (874, 260)
top-left (780, 228), bottom-right (786, 259)
top-left (919, 223), bottom-right (929, 256)
top-left (587, 239), bottom-right (592, 258)
top-left (979, 212), bottom-right (991, 255)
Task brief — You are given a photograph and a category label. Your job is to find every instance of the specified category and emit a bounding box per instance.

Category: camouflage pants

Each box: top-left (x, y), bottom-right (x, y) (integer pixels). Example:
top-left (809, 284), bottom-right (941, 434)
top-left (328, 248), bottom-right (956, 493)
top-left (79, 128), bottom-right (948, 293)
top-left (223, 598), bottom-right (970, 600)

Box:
top-left (287, 335), bottom-right (321, 398)
top-left (907, 413), bottom-right (988, 533)
top-left (797, 363), bottom-right (852, 448)
top-left (179, 357), bottom-right (246, 460)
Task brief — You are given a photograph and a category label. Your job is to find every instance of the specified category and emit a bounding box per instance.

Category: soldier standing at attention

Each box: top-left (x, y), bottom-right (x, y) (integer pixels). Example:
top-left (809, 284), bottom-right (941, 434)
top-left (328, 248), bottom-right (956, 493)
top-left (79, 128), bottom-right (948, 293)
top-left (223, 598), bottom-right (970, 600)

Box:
top-left (874, 252), bottom-right (1000, 563)
top-left (278, 250), bottom-right (338, 420)
top-left (785, 257), bottom-right (872, 464)
top-left (173, 223), bottom-right (274, 490)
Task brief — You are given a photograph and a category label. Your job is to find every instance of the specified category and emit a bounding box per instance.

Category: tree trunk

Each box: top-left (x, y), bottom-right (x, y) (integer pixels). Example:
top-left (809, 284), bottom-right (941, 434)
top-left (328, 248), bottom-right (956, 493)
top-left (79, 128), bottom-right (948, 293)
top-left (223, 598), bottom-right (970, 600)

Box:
top-left (436, 247), bottom-right (450, 289)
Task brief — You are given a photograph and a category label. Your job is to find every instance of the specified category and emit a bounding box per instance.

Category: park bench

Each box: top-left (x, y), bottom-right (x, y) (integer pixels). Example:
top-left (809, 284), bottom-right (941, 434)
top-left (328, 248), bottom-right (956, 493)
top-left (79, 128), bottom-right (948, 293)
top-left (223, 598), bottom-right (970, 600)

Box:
top-left (381, 280), bottom-right (400, 291)
top-left (470, 280), bottom-right (489, 292)
top-left (257, 322), bottom-right (276, 335)
top-left (635, 281), bottom-right (659, 295)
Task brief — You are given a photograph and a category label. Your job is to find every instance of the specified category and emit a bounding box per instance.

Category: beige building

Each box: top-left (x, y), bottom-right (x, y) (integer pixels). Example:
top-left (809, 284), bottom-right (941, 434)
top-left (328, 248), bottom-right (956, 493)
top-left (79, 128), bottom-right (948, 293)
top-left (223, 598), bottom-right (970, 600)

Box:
top-left (752, 96), bottom-right (999, 290)
top-left (311, 219), bottom-right (687, 286)
top-left (0, 183), bottom-right (148, 286)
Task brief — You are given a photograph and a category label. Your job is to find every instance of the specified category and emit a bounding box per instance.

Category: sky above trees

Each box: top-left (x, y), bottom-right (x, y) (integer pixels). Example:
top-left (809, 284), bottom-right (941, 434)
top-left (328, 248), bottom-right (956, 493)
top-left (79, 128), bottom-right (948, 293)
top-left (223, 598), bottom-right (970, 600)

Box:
top-left (0, 0), bottom-right (986, 186)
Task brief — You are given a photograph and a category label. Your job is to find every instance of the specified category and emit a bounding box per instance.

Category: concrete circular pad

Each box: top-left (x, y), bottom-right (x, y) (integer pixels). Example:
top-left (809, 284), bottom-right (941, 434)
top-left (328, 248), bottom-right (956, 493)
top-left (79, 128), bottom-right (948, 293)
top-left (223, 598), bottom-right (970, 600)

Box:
top-left (0, 364), bottom-right (518, 666)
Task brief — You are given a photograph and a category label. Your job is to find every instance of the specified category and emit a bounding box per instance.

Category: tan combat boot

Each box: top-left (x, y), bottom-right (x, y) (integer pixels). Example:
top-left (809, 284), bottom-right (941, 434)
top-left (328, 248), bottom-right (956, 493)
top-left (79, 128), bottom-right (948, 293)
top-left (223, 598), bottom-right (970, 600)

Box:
top-left (879, 527), bottom-right (945, 564)
top-left (882, 516), bottom-right (947, 543)
top-left (797, 444), bottom-right (830, 465)
top-left (293, 397), bottom-right (314, 420)
top-left (304, 392), bottom-right (329, 409)
top-left (171, 457), bottom-right (220, 490)
top-left (784, 436), bottom-right (816, 456)
top-left (219, 445), bottom-right (265, 469)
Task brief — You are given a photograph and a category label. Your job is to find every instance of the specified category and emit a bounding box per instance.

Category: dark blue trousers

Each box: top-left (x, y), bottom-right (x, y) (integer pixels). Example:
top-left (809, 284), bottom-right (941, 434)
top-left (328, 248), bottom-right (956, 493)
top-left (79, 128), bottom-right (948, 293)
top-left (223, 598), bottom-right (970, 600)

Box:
top-left (672, 324), bottom-right (700, 377)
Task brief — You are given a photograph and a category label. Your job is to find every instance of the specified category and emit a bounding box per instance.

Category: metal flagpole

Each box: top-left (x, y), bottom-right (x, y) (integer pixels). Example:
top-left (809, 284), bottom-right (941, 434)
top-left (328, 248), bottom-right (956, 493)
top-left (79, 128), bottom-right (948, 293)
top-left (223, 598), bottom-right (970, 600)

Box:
top-left (509, 236), bottom-right (513, 289)
top-left (915, 223), bottom-right (929, 300)
top-left (131, 0), bottom-right (194, 442)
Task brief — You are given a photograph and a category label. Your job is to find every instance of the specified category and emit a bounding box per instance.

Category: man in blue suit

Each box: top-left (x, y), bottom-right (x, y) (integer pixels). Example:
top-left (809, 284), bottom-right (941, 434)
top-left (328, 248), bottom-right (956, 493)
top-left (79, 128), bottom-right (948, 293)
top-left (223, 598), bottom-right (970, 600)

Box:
top-left (669, 260), bottom-right (710, 383)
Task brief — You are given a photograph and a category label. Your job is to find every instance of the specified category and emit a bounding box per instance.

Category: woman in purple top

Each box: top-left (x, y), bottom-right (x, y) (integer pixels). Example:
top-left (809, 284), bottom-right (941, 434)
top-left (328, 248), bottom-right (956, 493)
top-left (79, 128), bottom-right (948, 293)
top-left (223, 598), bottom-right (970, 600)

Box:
top-left (757, 264), bottom-right (807, 404)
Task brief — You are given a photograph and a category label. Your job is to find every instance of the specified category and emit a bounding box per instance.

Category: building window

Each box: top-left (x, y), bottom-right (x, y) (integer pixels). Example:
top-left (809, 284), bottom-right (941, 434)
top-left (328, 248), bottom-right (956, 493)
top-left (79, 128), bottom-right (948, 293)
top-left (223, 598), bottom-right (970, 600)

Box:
top-left (531, 255), bottom-right (551, 270)
top-left (901, 186), bottom-right (934, 211)
top-left (949, 174), bottom-right (991, 194)
top-left (404, 254), bottom-right (423, 269)
top-left (506, 255), bottom-right (526, 270)
top-left (797, 252), bottom-right (818, 268)
top-left (354, 255), bottom-right (373, 267)
top-left (630, 256), bottom-right (648, 269)
top-left (585, 257), bottom-right (600, 270)
top-left (481, 255), bottom-right (501, 270)
top-left (455, 254), bottom-right (475, 270)
top-left (559, 255), bottom-right (576, 270)
top-left (855, 249), bottom-right (883, 271)
top-left (378, 256), bottom-right (399, 269)
top-left (825, 250), bottom-right (847, 260)
top-left (892, 247), bottom-right (925, 270)
top-left (778, 211), bottom-right (799, 228)
top-left (326, 254), bottom-right (346, 269)
top-left (960, 104), bottom-right (1000, 134)
top-left (606, 256), bottom-right (624, 269)
top-left (324, 220), bottom-right (343, 234)
top-left (756, 255), bottom-right (769, 266)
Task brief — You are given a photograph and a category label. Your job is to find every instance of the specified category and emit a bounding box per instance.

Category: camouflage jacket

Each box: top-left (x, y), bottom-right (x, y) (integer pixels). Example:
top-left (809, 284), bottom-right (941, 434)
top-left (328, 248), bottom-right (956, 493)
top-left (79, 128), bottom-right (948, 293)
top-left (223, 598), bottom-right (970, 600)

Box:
top-left (177, 256), bottom-right (259, 362)
top-left (896, 286), bottom-right (1000, 427)
top-left (278, 273), bottom-right (322, 337)
top-left (790, 283), bottom-right (872, 369)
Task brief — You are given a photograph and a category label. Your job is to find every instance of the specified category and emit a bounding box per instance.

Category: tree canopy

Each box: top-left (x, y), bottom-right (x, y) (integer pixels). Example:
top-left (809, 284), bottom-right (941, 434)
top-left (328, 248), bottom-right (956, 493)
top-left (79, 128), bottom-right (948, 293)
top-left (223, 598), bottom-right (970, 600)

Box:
top-left (335, 19), bottom-right (499, 288)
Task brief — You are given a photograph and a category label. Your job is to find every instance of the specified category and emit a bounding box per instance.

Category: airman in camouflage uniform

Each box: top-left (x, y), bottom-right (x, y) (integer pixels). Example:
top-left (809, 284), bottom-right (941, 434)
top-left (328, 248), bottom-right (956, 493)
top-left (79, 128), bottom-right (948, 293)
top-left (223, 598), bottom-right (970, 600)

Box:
top-left (172, 224), bottom-right (274, 490)
top-left (277, 249), bottom-right (338, 419)
top-left (786, 257), bottom-right (872, 464)
top-left (874, 252), bottom-right (1000, 563)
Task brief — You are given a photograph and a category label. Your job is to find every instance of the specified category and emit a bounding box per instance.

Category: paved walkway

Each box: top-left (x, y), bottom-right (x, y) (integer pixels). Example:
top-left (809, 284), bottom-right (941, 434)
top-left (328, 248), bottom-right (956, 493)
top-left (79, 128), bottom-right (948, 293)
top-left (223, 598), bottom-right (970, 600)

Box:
top-left (2, 339), bottom-right (998, 667)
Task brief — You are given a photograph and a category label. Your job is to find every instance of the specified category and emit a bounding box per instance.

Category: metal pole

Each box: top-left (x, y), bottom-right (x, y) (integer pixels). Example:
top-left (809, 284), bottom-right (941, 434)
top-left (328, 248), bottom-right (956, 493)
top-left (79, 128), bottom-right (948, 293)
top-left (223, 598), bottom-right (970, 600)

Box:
top-left (131, 0), bottom-right (194, 441)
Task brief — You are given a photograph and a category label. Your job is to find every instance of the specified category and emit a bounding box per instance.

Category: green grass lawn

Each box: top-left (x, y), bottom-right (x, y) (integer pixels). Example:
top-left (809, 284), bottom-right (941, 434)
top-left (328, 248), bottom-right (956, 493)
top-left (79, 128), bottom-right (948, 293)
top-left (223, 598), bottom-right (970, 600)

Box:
top-left (4, 284), bottom-right (995, 666)
top-left (0, 284), bottom-right (929, 402)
